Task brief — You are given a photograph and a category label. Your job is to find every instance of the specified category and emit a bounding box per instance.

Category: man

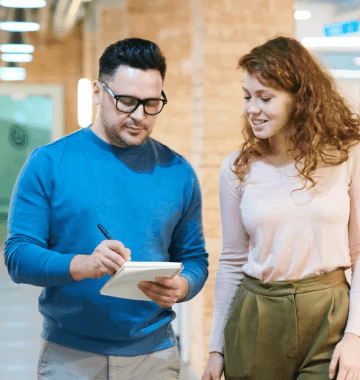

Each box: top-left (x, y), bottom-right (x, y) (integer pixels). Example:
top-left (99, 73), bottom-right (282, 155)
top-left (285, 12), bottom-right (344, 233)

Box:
top-left (4, 38), bottom-right (208, 380)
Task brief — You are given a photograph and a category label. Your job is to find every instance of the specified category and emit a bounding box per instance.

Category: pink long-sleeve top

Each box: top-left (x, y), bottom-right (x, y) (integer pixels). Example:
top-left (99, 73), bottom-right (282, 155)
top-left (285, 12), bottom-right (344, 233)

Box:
top-left (209, 144), bottom-right (360, 354)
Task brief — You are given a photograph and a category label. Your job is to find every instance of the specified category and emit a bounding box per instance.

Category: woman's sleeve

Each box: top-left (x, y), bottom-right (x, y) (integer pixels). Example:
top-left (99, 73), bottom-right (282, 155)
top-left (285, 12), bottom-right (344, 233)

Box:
top-left (345, 144), bottom-right (360, 337)
top-left (209, 153), bottom-right (250, 353)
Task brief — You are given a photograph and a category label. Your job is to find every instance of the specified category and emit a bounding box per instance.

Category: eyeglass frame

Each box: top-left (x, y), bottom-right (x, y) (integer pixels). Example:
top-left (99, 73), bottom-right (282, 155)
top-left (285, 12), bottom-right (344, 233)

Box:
top-left (99, 81), bottom-right (167, 115)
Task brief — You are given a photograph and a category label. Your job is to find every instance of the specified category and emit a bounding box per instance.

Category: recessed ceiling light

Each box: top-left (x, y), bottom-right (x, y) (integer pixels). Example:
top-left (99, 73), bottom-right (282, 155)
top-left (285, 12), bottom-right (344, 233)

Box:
top-left (302, 37), bottom-right (360, 48)
top-left (0, 8), bottom-right (40, 32)
top-left (0, 0), bottom-right (46, 8)
top-left (0, 32), bottom-right (34, 53)
top-left (294, 10), bottom-right (311, 20)
top-left (0, 66), bottom-right (26, 81)
top-left (331, 70), bottom-right (360, 79)
top-left (0, 21), bottom-right (40, 32)
top-left (1, 53), bottom-right (33, 63)
top-left (0, 44), bottom-right (34, 54)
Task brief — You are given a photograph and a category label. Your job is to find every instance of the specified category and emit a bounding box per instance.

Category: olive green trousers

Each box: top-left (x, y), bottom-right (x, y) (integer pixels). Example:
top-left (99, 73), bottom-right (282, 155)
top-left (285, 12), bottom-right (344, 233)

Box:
top-left (224, 268), bottom-right (349, 380)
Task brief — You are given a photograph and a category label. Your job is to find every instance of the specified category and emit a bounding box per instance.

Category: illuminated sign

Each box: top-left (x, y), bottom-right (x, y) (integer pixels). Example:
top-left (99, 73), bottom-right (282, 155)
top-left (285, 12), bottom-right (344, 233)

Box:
top-left (324, 19), bottom-right (359, 37)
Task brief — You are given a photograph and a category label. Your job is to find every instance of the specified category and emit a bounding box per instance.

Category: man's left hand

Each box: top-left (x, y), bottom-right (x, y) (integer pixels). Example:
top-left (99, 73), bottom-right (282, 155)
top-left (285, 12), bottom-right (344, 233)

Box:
top-left (329, 332), bottom-right (360, 379)
top-left (138, 275), bottom-right (189, 308)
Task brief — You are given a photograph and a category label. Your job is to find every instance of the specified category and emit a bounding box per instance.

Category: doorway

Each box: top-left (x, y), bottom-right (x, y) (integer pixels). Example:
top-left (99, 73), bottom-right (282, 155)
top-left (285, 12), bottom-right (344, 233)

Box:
top-left (0, 84), bottom-right (63, 245)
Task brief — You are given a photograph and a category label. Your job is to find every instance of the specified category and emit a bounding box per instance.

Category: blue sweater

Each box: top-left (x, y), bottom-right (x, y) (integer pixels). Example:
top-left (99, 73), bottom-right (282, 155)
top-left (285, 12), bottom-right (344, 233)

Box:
top-left (4, 127), bottom-right (208, 356)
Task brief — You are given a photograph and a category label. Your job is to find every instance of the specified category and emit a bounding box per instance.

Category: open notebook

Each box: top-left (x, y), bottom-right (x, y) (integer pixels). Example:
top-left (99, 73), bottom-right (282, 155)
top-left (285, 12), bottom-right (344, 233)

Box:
top-left (100, 261), bottom-right (184, 301)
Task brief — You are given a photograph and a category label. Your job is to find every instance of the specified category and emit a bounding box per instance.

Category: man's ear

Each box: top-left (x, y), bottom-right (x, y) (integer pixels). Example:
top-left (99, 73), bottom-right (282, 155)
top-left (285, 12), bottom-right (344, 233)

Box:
top-left (92, 80), bottom-right (102, 106)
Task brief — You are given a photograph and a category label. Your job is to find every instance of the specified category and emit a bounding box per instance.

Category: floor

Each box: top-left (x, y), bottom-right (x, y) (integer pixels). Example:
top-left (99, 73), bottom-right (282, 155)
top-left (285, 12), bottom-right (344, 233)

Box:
top-left (0, 245), bottom-right (200, 380)
top-left (0, 246), bottom-right (43, 380)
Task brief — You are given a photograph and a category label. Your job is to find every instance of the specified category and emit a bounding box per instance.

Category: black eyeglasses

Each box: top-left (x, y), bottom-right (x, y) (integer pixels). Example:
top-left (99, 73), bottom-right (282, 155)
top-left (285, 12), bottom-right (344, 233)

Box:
top-left (100, 81), bottom-right (167, 115)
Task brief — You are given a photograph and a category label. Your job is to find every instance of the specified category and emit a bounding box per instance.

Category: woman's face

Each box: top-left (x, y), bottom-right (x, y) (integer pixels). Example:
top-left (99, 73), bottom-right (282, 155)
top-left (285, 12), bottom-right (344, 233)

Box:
top-left (242, 71), bottom-right (295, 145)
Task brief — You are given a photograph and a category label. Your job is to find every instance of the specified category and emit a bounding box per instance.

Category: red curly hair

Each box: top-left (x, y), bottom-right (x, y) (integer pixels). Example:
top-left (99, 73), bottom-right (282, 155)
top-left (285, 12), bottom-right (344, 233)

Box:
top-left (234, 36), bottom-right (360, 188)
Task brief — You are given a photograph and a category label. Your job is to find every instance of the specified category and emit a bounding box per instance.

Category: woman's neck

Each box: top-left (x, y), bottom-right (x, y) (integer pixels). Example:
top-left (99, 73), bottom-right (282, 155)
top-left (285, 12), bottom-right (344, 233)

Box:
top-left (265, 137), bottom-right (297, 168)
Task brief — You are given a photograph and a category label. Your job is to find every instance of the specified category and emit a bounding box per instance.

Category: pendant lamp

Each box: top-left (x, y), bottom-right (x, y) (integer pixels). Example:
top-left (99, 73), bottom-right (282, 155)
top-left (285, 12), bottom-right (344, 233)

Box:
top-left (0, 0), bottom-right (46, 8)
top-left (0, 62), bottom-right (26, 81)
top-left (0, 32), bottom-right (34, 54)
top-left (0, 8), bottom-right (40, 32)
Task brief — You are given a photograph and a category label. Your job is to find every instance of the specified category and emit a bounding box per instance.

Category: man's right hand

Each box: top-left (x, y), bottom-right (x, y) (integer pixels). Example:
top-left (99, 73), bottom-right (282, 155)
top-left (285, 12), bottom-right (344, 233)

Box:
top-left (202, 352), bottom-right (225, 380)
top-left (69, 240), bottom-right (131, 281)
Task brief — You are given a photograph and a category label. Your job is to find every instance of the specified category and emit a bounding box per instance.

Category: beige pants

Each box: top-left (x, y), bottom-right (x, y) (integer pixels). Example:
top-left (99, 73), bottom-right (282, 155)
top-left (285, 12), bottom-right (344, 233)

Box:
top-left (38, 340), bottom-right (180, 380)
top-left (224, 268), bottom-right (350, 380)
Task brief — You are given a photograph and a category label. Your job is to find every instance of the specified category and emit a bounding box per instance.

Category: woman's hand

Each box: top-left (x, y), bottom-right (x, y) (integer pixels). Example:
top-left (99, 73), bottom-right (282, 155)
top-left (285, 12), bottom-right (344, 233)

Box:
top-left (329, 333), bottom-right (360, 379)
top-left (202, 352), bottom-right (225, 380)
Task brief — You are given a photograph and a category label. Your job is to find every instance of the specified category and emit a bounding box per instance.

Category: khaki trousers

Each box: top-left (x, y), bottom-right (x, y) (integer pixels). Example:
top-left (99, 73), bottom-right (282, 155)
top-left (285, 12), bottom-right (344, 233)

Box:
top-left (224, 268), bottom-right (350, 380)
top-left (38, 340), bottom-right (180, 380)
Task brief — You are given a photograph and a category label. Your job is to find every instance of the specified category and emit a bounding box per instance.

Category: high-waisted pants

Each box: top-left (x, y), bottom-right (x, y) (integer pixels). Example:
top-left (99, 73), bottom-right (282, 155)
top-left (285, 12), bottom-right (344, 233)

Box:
top-left (224, 268), bottom-right (350, 380)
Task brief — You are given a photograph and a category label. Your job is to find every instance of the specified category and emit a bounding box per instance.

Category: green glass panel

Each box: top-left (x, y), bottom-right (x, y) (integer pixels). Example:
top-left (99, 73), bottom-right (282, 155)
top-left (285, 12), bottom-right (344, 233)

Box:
top-left (0, 94), bottom-right (52, 244)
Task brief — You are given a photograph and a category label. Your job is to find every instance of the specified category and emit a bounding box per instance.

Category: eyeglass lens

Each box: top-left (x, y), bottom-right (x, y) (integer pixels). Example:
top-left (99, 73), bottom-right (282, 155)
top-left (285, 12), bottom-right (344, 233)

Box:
top-left (116, 97), bottom-right (164, 115)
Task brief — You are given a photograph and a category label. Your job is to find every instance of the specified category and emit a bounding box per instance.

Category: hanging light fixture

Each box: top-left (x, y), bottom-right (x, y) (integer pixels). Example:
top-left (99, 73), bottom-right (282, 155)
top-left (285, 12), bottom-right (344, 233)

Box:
top-left (1, 53), bottom-right (33, 62)
top-left (0, 8), bottom-right (40, 32)
top-left (0, 62), bottom-right (26, 81)
top-left (0, 32), bottom-right (34, 54)
top-left (294, 10), bottom-right (311, 20)
top-left (0, 0), bottom-right (46, 8)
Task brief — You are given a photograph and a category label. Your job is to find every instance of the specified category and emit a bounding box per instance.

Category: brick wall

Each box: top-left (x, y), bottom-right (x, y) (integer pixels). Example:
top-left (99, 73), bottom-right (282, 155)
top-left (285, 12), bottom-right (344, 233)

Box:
top-left (198, 0), bottom-right (295, 372)
top-left (126, 0), bottom-right (193, 160)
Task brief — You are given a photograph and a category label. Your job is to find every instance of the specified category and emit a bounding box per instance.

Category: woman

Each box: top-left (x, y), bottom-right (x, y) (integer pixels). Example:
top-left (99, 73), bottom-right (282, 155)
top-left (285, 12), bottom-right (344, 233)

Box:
top-left (202, 36), bottom-right (360, 380)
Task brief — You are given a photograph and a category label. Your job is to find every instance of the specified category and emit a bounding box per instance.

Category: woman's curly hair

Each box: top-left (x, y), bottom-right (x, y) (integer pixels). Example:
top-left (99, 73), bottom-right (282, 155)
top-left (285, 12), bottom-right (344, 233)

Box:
top-left (234, 36), bottom-right (360, 188)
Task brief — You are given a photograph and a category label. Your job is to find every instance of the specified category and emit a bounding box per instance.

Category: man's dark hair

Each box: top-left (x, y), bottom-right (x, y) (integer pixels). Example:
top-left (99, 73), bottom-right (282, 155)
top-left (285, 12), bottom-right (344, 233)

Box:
top-left (99, 38), bottom-right (166, 82)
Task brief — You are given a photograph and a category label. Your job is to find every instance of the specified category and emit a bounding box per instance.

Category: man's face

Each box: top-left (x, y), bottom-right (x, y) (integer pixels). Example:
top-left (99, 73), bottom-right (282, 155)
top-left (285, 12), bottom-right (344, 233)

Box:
top-left (92, 65), bottom-right (163, 148)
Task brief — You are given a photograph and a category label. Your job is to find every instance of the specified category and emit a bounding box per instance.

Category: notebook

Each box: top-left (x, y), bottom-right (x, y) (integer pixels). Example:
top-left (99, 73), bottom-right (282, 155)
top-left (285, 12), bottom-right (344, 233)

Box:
top-left (100, 261), bottom-right (184, 301)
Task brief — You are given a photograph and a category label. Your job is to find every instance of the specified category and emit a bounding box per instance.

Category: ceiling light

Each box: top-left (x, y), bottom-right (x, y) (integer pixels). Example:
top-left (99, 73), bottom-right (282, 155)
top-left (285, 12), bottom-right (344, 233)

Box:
top-left (0, 64), bottom-right (26, 81)
top-left (331, 70), bottom-right (360, 79)
top-left (78, 78), bottom-right (93, 128)
top-left (0, 21), bottom-right (40, 32)
top-left (0, 0), bottom-right (46, 8)
top-left (1, 53), bottom-right (33, 63)
top-left (0, 8), bottom-right (40, 32)
top-left (0, 44), bottom-right (34, 54)
top-left (294, 10), bottom-right (311, 20)
top-left (302, 37), bottom-right (360, 48)
top-left (0, 32), bottom-right (34, 54)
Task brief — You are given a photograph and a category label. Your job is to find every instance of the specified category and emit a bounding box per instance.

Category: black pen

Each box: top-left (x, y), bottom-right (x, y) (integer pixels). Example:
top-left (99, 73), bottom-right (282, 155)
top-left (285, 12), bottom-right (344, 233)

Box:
top-left (97, 224), bottom-right (113, 240)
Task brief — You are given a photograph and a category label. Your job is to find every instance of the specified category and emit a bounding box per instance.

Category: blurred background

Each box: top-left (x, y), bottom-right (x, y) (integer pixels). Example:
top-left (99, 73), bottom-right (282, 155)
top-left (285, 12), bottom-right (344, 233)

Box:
top-left (0, 0), bottom-right (359, 379)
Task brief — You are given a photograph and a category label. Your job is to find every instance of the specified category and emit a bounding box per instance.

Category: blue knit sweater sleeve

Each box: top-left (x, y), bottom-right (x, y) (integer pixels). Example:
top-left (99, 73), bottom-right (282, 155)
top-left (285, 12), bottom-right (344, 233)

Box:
top-left (169, 162), bottom-right (208, 301)
top-left (4, 146), bottom-right (76, 287)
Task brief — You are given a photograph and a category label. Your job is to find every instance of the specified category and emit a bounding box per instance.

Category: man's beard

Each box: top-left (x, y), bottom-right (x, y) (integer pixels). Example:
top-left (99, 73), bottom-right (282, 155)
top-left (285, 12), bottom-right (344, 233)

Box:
top-left (103, 122), bottom-right (149, 148)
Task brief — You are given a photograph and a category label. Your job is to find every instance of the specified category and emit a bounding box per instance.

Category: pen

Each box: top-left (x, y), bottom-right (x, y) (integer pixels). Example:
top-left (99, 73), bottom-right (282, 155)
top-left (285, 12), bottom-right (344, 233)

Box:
top-left (97, 223), bottom-right (113, 240)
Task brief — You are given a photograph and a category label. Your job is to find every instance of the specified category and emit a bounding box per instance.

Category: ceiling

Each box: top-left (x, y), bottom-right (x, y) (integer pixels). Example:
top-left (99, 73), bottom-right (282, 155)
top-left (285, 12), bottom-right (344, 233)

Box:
top-left (0, 0), bottom-right (359, 39)
top-left (299, 0), bottom-right (359, 14)
top-left (0, 0), bottom-right (93, 40)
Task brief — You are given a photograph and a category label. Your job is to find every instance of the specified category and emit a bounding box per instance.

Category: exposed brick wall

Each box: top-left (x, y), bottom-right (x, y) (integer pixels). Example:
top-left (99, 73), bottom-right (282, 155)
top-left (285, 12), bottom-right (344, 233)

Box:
top-left (199, 0), bottom-right (295, 372)
top-left (126, 0), bottom-right (193, 160)
top-left (189, 0), bottom-right (206, 370)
